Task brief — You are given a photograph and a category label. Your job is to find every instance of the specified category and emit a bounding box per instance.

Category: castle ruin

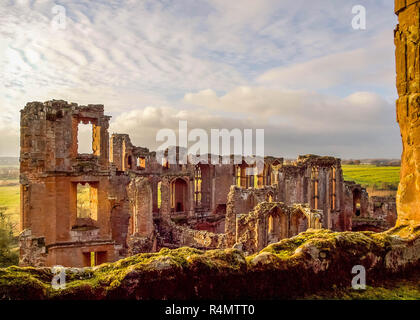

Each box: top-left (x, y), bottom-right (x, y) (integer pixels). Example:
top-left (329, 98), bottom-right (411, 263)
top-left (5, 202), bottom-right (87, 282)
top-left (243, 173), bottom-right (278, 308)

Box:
top-left (19, 100), bottom-right (397, 267)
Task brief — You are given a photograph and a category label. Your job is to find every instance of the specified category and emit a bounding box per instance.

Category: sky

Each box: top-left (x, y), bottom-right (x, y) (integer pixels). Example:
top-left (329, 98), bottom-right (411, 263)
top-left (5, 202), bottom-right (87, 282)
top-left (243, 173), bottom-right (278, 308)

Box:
top-left (0, 0), bottom-right (401, 159)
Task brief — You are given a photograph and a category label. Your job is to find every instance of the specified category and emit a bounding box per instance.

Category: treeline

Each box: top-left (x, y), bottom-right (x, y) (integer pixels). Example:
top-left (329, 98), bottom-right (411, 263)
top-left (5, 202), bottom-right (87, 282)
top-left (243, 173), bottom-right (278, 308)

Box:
top-left (342, 159), bottom-right (401, 166)
top-left (0, 157), bottom-right (19, 166)
top-left (0, 168), bottom-right (19, 180)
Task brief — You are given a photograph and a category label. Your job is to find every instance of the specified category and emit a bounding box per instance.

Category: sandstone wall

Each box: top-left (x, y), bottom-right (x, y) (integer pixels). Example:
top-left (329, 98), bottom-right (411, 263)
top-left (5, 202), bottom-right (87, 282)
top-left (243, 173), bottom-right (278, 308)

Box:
top-left (395, 0), bottom-right (420, 226)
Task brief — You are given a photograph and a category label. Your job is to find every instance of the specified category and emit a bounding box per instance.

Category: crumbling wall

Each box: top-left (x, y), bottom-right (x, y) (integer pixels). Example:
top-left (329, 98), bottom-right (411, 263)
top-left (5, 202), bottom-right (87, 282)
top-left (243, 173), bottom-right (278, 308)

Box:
top-left (157, 217), bottom-right (226, 250)
top-left (18, 100), bottom-right (398, 268)
top-left (225, 185), bottom-right (278, 247)
top-left (19, 100), bottom-right (119, 267)
top-left (18, 229), bottom-right (47, 267)
top-left (235, 202), bottom-right (323, 254)
top-left (277, 155), bottom-right (343, 230)
top-left (127, 177), bottom-right (156, 254)
top-left (353, 196), bottom-right (398, 232)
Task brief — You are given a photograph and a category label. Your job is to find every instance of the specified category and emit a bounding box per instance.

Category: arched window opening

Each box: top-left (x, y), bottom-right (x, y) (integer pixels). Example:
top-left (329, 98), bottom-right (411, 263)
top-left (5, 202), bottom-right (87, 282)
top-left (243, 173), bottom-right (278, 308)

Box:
top-left (268, 215), bottom-right (274, 234)
top-left (353, 189), bottom-right (362, 217)
top-left (290, 210), bottom-right (308, 237)
top-left (127, 155), bottom-right (133, 170)
top-left (236, 166), bottom-right (241, 187)
top-left (194, 167), bottom-right (202, 207)
top-left (171, 178), bottom-right (187, 213)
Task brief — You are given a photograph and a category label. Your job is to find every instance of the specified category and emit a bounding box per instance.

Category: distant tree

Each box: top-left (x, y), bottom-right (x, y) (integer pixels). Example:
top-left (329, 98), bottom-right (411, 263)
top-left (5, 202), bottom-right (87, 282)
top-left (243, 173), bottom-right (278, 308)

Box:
top-left (0, 208), bottom-right (19, 267)
top-left (354, 160), bottom-right (361, 165)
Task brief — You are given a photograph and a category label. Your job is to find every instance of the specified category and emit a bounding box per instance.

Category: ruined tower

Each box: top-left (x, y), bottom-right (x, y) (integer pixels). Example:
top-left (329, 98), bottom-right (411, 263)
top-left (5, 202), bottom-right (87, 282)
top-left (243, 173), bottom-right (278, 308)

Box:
top-left (19, 100), bottom-right (119, 267)
top-left (395, 0), bottom-right (420, 226)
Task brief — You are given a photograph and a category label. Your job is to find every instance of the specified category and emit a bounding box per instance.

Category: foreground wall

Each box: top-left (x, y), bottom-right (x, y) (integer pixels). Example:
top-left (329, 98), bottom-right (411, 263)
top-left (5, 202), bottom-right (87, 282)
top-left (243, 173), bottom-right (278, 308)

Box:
top-left (395, 0), bottom-right (420, 226)
top-left (1, 226), bottom-right (419, 300)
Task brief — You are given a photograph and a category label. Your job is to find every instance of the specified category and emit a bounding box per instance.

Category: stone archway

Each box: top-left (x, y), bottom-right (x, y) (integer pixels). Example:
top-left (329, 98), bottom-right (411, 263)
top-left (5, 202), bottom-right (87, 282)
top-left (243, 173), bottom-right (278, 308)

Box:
top-left (171, 178), bottom-right (188, 213)
top-left (353, 189), bottom-right (361, 217)
top-left (290, 209), bottom-right (308, 237)
top-left (266, 192), bottom-right (274, 202)
top-left (266, 207), bottom-right (288, 244)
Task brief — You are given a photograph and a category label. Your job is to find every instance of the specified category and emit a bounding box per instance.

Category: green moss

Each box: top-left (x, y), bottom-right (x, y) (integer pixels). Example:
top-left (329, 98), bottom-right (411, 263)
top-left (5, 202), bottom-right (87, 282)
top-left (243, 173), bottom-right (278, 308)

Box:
top-left (187, 248), bottom-right (246, 273)
top-left (258, 229), bottom-right (334, 258)
top-left (0, 226), bottom-right (418, 300)
top-left (304, 278), bottom-right (420, 300)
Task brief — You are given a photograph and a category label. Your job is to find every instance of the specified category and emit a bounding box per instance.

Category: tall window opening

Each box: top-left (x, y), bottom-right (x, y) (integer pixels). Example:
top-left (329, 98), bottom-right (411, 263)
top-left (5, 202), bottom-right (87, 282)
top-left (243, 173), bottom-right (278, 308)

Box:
top-left (331, 167), bottom-right (337, 211)
top-left (127, 155), bottom-right (133, 170)
top-left (249, 173), bottom-right (255, 189)
top-left (267, 209), bottom-right (286, 244)
top-left (194, 167), bottom-right (202, 207)
top-left (290, 210), bottom-right (308, 236)
top-left (311, 167), bottom-right (319, 210)
top-left (162, 156), bottom-right (170, 169)
top-left (137, 157), bottom-right (146, 170)
top-left (76, 182), bottom-right (98, 221)
top-left (268, 215), bottom-right (274, 234)
top-left (157, 182), bottom-right (162, 209)
top-left (77, 122), bottom-right (93, 154)
top-left (353, 189), bottom-right (361, 216)
top-left (171, 178), bottom-right (187, 213)
top-left (236, 166), bottom-right (241, 187)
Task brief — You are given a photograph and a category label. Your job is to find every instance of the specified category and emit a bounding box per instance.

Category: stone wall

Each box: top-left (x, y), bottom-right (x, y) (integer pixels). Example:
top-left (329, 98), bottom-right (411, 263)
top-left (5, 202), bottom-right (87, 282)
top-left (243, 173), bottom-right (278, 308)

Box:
top-left (19, 100), bottom-right (119, 267)
top-left (157, 217), bottom-right (226, 250)
top-left (394, 0), bottom-right (420, 226)
top-left (18, 101), bottom-right (398, 267)
top-left (225, 185), bottom-right (278, 247)
top-left (352, 196), bottom-right (398, 232)
top-left (235, 202), bottom-right (322, 254)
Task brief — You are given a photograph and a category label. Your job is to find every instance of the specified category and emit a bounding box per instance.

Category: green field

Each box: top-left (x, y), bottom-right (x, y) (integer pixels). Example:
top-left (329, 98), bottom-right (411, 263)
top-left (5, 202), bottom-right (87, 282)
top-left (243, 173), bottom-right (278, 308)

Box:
top-left (341, 165), bottom-right (400, 191)
top-left (0, 185), bottom-right (20, 233)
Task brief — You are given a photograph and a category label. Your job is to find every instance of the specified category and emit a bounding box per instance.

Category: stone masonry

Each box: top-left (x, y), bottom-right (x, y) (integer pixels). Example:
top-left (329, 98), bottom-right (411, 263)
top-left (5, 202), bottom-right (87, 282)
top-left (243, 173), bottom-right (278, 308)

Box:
top-left (19, 100), bottom-right (398, 267)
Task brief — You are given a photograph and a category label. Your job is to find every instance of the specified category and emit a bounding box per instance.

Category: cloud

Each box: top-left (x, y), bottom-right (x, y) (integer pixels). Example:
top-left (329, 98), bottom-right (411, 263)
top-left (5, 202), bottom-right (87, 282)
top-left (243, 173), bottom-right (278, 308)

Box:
top-left (109, 106), bottom-right (255, 151)
top-left (256, 32), bottom-right (395, 94)
top-left (183, 86), bottom-right (401, 158)
top-left (111, 86), bottom-right (402, 159)
top-left (0, 0), bottom-right (401, 158)
top-left (185, 87), bottom-right (392, 127)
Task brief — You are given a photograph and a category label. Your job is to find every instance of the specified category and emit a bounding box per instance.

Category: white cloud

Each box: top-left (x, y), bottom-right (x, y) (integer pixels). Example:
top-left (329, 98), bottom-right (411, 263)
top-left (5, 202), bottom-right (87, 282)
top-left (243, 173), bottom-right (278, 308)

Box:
top-left (111, 85), bottom-right (402, 159)
top-left (0, 0), bottom-right (401, 158)
top-left (256, 32), bottom-right (395, 92)
top-left (184, 87), bottom-right (394, 130)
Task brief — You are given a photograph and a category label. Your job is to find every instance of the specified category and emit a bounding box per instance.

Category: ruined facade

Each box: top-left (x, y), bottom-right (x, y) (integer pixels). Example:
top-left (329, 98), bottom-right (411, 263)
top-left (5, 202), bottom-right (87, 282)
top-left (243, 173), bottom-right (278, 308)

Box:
top-left (19, 100), bottom-right (398, 267)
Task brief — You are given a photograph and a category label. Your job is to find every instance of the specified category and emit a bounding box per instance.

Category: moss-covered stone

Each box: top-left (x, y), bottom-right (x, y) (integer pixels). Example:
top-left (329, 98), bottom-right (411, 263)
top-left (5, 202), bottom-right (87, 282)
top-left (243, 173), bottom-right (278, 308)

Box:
top-left (0, 227), bottom-right (419, 300)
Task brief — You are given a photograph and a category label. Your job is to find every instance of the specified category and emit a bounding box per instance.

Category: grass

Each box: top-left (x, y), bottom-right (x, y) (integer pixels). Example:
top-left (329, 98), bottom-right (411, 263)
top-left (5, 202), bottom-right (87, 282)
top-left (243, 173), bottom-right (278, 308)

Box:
top-left (341, 165), bottom-right (400, 191)
top-left (0, 185), bottom-right (20, 233)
